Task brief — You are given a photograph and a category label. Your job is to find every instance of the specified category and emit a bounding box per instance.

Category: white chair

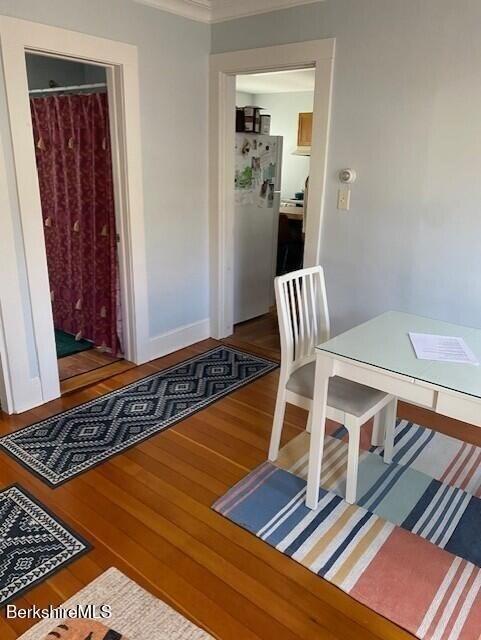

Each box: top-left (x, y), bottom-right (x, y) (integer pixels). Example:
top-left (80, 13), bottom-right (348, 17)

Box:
top-left (268, 266), bottom-right (397, 504)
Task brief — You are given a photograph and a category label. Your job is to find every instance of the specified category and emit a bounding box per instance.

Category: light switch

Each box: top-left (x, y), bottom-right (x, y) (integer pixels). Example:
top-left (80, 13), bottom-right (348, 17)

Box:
top-left (337, 186), bottom-right (351, 211)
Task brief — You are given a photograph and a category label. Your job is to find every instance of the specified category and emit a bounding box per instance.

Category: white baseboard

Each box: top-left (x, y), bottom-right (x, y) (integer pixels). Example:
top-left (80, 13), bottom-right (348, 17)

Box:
top-left (149, 318), bottom-right (211, 361)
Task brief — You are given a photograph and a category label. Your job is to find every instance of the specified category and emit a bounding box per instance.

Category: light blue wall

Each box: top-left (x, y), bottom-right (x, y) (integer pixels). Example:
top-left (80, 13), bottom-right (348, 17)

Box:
top-left (4, 0), bottom-right (481, 370)
top-left (0, 0), bottom-right (210, 358)
top-left (213, 0), bottom-right (481, 334)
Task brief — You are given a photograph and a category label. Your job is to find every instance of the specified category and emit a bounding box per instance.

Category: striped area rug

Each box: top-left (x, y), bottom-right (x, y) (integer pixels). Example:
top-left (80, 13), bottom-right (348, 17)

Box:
top-left (213, 420), bottom-right (481, 640)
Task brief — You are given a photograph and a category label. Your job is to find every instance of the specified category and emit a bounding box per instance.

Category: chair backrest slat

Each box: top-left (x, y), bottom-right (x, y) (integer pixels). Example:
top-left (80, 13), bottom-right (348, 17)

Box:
top-left (294, 276), bottom-right (305, 359)
top-left (300, 272), bottom-right (311, 359)
top-left (275, 266), bottom-right (330, 374)
top-left (308, 272), bottom-right (318, 354)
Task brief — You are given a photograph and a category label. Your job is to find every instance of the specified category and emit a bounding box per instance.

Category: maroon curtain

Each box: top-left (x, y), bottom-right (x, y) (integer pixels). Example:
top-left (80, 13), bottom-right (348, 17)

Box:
top-left (30, 93), bottom-right (120, 354)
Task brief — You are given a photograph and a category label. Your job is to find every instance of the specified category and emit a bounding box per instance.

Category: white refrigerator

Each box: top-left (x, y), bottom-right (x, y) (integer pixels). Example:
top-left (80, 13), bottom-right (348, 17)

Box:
top-left (234, 133), bottom-right (283, 324)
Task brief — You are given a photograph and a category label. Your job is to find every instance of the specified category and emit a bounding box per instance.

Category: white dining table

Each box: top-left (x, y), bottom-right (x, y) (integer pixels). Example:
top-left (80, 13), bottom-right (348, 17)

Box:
top-left (306, 311), bottom-right (481, 509)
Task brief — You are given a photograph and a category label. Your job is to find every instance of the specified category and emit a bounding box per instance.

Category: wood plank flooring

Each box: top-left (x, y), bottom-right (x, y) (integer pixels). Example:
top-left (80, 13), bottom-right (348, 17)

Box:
top-left (58, 349), bottom-right (121, 382)
top-left (0, 316), bottom-right (478, 639)
top-left (60, 359), bottom-right (136, 395)
top-left (58, 349), bottom-right (135, 396)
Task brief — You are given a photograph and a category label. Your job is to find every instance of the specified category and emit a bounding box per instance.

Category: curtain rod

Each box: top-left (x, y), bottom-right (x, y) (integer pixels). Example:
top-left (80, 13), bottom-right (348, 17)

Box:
top-left (29, 82), bottom-right (107, 95)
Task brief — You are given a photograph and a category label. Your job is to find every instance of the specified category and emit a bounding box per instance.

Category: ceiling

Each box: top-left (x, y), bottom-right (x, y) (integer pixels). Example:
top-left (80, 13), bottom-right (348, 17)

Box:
top-left (236, 68), bottom-right (315, 95)
top-left (133, 0), bottom-right (323, 23)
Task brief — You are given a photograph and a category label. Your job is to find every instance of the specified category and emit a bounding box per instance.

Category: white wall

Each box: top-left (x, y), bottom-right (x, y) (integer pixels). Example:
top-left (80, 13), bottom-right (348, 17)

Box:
top-left (0, 0), bottom-right (210, 387)
top-left (253, 91), bottom-right (313, 199)
top-left (235, 91), bottom-right (254, 107)
top-left (212, 0), bottom-right (481, 335)
top-left (235, 89), bottom-right (313, 199)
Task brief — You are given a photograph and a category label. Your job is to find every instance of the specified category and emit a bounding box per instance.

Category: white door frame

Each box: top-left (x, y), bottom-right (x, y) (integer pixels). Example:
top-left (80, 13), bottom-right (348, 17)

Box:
top-left (0, 131), bottom-right (40, 414)
top-left (209, 39), bottom-right (335, 338)
top-left (0, 17), bottom-right (149, 413)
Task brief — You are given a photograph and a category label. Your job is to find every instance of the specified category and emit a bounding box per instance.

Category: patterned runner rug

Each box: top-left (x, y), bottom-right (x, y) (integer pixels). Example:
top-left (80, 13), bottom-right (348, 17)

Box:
top-left (213, 419), bottom-right (481, 640)
top-left (0, 485), bottom-right (90, 606)
top-left (0, 346), bottom-right (277, 487)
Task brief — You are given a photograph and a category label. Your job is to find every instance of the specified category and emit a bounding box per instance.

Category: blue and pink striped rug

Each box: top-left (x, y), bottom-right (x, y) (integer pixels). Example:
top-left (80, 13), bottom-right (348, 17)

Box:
top-left (213, 420), bottom-right (481, 640)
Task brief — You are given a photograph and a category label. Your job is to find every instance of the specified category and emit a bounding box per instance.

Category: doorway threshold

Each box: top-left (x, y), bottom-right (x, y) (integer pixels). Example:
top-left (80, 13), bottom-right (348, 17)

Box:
top-left (60, 359), bottom-right (136, 395)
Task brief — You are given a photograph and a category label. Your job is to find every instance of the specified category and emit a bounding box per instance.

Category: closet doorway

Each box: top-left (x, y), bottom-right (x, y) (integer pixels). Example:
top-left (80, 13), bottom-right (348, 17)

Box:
top-left (0, 17), bottom-right (148, 413)
top-left (26, 53), bottom-right (128, 392)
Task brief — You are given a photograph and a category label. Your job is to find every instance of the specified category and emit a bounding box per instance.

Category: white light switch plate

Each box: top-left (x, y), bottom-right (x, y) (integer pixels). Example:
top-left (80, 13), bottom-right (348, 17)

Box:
top-left (337, 186), bottom-right (351, 211)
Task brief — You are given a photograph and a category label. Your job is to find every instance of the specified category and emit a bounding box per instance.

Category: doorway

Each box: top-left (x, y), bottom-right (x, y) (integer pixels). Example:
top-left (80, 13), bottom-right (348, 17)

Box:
top-left (25, 53), bottom-right (125, 391)
top-left (233, 68), bottom-right (314, 344)
top-left (209, 39), bottom-right (335, 342)
top-left (0, 17), bottom-right (149, 413)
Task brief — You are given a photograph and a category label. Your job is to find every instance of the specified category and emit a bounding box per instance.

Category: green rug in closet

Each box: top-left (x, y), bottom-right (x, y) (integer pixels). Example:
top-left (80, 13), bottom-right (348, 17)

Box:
top-left (55, 329), bottom-right (93, 359)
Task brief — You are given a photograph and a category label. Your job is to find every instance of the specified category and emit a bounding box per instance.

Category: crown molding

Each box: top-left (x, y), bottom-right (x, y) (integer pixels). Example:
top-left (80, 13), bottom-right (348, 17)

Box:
top-left (134, 0), bottom-right (211, 23)
top-left (210, 0), bottom-right (323, 23)
top-left (133, 0), bottom-right (323, 24)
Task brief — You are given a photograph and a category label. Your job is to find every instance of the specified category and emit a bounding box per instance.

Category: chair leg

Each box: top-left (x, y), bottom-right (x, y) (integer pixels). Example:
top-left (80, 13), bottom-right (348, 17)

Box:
top-left (268, 386), bottom-right (287, 461)
top-left (383, 398), bottom-right (398, 464)
top-left (345, 415), bottom-right (361, 505)
top-left (371, 410), bottom-right (386, 447)
top-left (306, 410), bottom-right (312, 433)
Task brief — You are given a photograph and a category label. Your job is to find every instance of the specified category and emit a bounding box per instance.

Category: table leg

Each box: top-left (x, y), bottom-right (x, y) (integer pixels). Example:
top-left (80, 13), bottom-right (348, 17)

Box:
top-left (306, 351), bottom-right (333, 509)
top-left (371, 406), bottom-right (387, 447)
top-left (383, 398), bottom-right (398, 464)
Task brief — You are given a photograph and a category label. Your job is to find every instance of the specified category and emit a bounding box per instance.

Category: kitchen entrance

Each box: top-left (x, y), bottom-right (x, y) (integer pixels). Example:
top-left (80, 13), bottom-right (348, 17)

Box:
top-left (209, 39), bottom-right (335, 343)
top-left (234, 68), bottom-right (314, 331)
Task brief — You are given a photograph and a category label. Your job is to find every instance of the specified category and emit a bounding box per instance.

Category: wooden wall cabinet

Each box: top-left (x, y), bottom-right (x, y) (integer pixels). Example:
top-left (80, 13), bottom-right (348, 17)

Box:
top-left (297, 112), bottom-right (313, 148)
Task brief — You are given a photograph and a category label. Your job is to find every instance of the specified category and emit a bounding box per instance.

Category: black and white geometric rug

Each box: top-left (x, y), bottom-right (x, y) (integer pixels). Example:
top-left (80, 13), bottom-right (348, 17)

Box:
top-left (0, 346), bottom-right (277, 487)
top-left (0, 485), bottom-right (90, 606)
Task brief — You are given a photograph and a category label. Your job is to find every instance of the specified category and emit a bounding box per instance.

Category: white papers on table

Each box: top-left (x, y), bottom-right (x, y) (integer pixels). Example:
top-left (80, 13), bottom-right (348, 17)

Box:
top-left (408, 332), bottom-right (479, 365)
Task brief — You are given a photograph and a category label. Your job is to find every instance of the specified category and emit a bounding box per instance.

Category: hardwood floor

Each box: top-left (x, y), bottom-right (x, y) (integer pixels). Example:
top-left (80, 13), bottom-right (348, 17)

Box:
top-left (58, 350), bottom-right (136, 395)
top-left (0, 320), bottom-right (478, 639)
top-left (58, 349), bottom-right (121, 382)
top-left (226, 312), bottom-right (281, 361)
